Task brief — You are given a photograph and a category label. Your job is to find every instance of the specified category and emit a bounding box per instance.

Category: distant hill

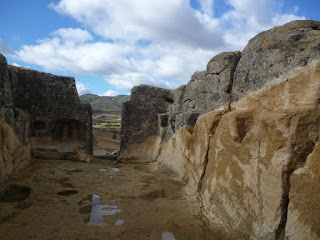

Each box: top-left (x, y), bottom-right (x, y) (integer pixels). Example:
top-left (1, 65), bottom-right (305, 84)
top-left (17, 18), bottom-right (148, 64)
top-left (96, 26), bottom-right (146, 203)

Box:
top-left (80, 94), bottom-right (129, 114)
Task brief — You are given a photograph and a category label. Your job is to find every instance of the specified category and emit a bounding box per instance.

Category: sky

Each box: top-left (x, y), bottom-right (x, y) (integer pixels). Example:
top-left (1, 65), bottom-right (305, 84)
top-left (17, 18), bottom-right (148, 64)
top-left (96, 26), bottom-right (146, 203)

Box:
top-left (0, 0), bottom-right (319, 96)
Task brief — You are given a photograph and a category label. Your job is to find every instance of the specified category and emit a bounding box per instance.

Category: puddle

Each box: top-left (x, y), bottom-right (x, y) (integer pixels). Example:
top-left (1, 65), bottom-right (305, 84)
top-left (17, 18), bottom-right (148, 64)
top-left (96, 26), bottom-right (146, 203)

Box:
top-left (0, 185), bottom-right (31, 203)
top-left (87, 204), bottom-right (121, 226)
top-left (115, 219), bottom-right (124, 225)
top-left (57, 190), bottom-right (78, 196)
top-left (92, 194), bottom-right (100, 203)
top-left (162, 232), bottom-right (176, 240)
top-left (99, 169), bottom-right (107, 172)
top-left (111, 168), bottom-right (120, 172)
top-left (140, 190), bottom-right (166, 199)
top-left (80, 194), bottom-right (121, 226)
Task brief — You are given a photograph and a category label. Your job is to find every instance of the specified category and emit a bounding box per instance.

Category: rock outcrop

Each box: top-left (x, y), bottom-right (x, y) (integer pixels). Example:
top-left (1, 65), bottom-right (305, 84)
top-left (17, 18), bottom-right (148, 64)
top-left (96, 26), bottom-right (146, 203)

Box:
top-left (0, 54), bottom-right (92, 184)
top-left (119, 20), bottom-right (320, 239)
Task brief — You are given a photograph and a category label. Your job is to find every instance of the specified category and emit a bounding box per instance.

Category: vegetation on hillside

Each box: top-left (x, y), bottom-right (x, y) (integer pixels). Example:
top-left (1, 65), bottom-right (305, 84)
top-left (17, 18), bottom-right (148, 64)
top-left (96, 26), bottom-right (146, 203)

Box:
top-left (79, 94), bottom-right (129, 114)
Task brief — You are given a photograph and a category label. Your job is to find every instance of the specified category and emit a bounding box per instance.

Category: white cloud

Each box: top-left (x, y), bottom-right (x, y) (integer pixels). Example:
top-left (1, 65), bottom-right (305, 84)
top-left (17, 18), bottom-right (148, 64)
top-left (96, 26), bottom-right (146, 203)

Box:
top-left (50, 0), bottom-right (225, 49)
top-left (76, 82), bottom-right (91, 95)
top-left (52, 28), bottom-right (93, 44)
top-left (16, 28), bottom-right (216, 88)
top-left (197, 0), bottom-right (214, 17)
top-left (11, 62), bottom-right (21, 67)
top-left (13, 0), bottom-right (305, 92)
top-left (102, 90), bottom-right (120, 96)
top-left (106, 72), bottom-right (178, 91)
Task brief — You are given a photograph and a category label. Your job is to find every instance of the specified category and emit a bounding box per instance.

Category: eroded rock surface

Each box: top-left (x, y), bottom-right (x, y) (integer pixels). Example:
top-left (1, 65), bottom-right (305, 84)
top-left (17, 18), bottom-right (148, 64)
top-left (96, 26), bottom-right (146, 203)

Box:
top-left (120, 20), bottom-right (320, 239)
top-left (0, 54), bottom-right (92, 184)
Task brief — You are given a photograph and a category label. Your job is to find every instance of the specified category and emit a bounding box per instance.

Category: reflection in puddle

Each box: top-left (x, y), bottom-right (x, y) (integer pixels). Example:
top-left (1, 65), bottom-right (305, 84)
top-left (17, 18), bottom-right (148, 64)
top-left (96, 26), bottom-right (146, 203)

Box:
top-left (92, 194), bottom-right (100, 203)
top-left (111, 168), bottom-right (120, 172)
top-left (162, 232), bottom-right (176, 240)
top-left (115, 219), bottom-right (124, 225)
top-left (99, 169), bottom-right (107, 172)
top-left (80, 194), bottom-right (121, 226)
top-left (88, 204), bottom-right (121, 226)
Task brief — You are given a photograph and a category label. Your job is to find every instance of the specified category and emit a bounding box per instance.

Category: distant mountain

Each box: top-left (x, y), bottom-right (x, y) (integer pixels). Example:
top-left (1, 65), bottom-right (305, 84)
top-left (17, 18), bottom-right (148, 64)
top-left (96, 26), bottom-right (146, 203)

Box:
top-left (80, 94), bottom-right (129, 114)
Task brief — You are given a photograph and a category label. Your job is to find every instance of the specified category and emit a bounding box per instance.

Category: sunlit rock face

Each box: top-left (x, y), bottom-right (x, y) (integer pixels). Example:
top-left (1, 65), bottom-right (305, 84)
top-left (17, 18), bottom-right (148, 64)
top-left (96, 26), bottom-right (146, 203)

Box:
top-left (120, 20), bottom-right (320, 239)
top-left (0, 53), bottom-right (93, 184)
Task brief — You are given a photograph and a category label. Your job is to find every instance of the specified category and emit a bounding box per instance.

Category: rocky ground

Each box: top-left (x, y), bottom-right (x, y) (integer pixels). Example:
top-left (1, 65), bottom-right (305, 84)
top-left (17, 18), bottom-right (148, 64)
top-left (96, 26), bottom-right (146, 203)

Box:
top-left (0, 159), bottom-right (228, 240)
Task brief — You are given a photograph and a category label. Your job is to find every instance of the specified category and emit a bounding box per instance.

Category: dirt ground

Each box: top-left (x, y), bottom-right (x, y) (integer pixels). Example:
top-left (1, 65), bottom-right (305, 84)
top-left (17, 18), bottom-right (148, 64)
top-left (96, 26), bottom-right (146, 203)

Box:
top-left (93, 129), bottom-right (120, 158)
top-left (0, 159), bottom-right (225, 240)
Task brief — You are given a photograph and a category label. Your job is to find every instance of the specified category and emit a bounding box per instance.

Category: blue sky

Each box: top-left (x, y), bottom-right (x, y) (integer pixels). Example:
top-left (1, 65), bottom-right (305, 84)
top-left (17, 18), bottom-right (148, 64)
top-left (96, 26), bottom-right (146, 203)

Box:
top-left (0, 0), bottom-right (318, 96)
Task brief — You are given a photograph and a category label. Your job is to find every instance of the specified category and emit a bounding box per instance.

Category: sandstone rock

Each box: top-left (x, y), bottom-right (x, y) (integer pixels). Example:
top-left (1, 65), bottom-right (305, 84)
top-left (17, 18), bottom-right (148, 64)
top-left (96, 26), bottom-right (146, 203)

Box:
top-left (285, 141), bottom-right (320, 240)
top-left (0, 108), bottom-right (31, 184)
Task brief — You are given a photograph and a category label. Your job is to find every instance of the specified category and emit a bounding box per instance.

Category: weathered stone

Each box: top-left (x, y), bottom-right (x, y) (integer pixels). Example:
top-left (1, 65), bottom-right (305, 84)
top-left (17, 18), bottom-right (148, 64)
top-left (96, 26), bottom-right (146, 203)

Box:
top-left (119, 85), bottom-right (173, 158)
top-left (0, 108), bottom-right (31, 184)
top-left (8, 66), bottom-right (93, 162)
top-left (285, 141), bottom-right (320, 240)
top-left (0, 53), bottom-right (93, 184)
top-left (119, 20), bottom-right (320, 239)
top-left (232, 20), bottom-right (320, 101)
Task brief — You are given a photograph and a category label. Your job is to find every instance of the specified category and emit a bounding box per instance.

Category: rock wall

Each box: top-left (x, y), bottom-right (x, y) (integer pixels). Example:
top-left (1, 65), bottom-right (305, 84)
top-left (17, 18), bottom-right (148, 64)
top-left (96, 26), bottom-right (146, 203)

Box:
top-left (119, 20), bottom-right (320, 239)
top-left (0, 54), bottom-right (92, 184)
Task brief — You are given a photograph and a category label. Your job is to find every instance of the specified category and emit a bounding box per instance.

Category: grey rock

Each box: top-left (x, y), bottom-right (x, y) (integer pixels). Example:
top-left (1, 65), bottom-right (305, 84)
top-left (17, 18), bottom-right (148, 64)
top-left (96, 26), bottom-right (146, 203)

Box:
top-left (120, 20), bottom-right (320, 154)
top-left (120, 85), bottom-right (173, 153)
top-left (232, 20), bottom-right (320, 101)
top-left (7, 65), bottom-right (93, 161)
top-left (163, 51), bottom-right (240, 139)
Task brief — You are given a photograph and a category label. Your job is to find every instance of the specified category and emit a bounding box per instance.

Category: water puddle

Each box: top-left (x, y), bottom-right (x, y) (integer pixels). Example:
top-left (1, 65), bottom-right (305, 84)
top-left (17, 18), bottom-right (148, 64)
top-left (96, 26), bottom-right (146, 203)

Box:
top-left (87, 204), bottom-right (121, 226)
top-left (115, 219), bottom-right (124, 225)
top-left (99, 168), bottom-right (120, 173)
top-left (92, 194), bottom-right (100, 203)
top-left (111, 168), bottom-right (120, 172)
top-left (0, 185), bottom-right (31, 203)
top-left (162, 232), bottom-right (176, 240)
top-left (79, 194), bottom-right (121, 226)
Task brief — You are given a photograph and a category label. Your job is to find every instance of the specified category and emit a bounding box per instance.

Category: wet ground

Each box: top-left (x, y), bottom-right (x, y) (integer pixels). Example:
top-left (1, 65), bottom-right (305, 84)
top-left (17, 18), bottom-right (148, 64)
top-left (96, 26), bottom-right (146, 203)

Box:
top-left (0, 159), bottom-right (223, 240)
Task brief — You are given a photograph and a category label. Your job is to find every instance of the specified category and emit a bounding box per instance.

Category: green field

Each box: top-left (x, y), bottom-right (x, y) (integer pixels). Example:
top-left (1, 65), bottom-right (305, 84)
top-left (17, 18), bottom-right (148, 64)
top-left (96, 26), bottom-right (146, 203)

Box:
top-left (92, 114), bottom-right (121, 134)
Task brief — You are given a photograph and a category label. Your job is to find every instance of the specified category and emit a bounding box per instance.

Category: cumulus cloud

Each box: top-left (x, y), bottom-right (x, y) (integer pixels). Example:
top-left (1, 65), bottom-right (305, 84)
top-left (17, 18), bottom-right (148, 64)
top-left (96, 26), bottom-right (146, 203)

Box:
top-left (52, 28), bottom-right (93, 44)
top-left (198, 0), bottom-right (215, 17)
top-left (102, 90), bottom-right (120, 96)
top-left (14, 0), bottom-right (305, 92)
top-left (76, 82), bottom-right (91, 95)
top-left (106, 72), bottom-right (178, 91)
top-left (50, 0), bottom-right (224, 49)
